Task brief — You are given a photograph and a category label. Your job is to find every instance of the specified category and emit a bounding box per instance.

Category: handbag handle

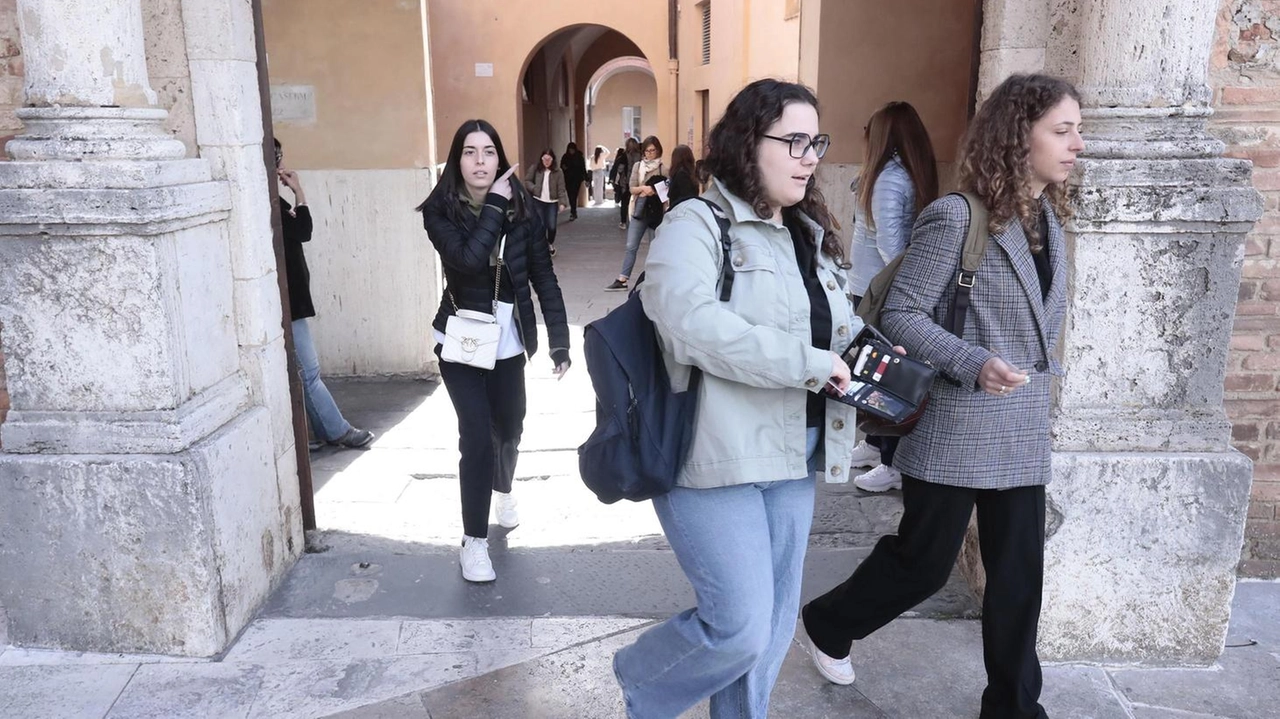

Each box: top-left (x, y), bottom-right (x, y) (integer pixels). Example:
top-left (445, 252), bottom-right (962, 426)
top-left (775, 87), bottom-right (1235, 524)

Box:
top-left (447, 234), bottom-right (507, 315)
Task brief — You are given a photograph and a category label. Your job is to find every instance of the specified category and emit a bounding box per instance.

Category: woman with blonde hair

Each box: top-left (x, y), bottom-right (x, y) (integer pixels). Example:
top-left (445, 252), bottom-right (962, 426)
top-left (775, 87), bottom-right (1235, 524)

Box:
top-left (802, 74), bottom-right (1084, 719)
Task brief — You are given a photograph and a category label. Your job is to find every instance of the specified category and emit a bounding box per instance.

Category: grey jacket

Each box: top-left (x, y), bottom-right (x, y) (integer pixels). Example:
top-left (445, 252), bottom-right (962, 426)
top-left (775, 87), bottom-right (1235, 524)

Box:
top-left (641, 179), bottom-right (862, 489)
top-left (848, 156), bottom-right (916, 297)
top-left (882, 193), bottom-right (1067, 489)
top-left (524, 166), bottom-right (569, 207)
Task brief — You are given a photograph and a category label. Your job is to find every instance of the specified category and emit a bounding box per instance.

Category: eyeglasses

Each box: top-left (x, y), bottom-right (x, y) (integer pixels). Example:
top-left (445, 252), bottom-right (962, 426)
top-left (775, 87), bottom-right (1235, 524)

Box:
top-left (643, 147), bottom-right (658, 155)
top-left (274, 149), bottom-right (283, 167)
top-left (763, 133), bottom-right (830, 159)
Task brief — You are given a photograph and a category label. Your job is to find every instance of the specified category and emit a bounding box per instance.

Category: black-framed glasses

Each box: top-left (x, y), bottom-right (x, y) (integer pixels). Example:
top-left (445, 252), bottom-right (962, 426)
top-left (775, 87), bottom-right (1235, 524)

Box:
top-left (763, 133), bottom-right (830, 159)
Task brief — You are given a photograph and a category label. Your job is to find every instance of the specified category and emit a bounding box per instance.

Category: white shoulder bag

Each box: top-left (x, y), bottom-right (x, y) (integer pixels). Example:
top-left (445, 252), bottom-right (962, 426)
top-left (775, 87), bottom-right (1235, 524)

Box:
top-left (441, 235), bottom-right (506, 369)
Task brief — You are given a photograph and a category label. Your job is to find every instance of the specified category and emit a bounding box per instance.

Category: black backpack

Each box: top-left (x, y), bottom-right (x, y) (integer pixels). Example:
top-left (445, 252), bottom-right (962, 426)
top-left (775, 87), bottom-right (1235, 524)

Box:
top-left (578, 198), bottom-right (734, 503)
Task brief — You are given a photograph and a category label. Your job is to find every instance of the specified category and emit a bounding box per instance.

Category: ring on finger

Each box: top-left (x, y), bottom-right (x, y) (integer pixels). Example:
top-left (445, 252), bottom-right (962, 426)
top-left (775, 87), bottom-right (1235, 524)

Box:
top-left (998, 385), bottom-right (1006, 393)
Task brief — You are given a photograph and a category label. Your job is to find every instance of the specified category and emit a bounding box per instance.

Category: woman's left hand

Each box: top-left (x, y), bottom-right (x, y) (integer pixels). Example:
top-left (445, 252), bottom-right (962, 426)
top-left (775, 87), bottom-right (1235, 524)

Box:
top-left (553, 360), bottom-right (571, 380)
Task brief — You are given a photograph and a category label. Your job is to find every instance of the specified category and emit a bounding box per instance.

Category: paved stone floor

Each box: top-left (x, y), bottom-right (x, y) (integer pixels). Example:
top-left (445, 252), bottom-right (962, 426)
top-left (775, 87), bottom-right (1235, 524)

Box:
top-left (2, 206), bottom-right (1277, 718)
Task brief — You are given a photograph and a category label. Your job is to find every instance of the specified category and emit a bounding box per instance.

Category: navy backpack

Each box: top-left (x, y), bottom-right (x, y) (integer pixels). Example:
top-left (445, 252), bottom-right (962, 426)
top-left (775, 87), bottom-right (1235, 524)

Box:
top-left (578, 198), bottom-right (734, 503)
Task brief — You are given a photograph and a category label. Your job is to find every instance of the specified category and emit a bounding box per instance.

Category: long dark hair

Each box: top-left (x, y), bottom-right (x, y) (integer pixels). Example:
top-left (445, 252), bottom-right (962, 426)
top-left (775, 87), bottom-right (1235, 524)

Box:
top-left (958, 74), bottom-right (1080, 251)
top-left (593, 145), bottom-right (606, 163)
top-left (857, 101), bottom-right (938, 227)
top-left (670, 144), bottom-right (696, 178)
top-left (416, 119), bottom-right (528, 222)
top-left (537, 148), bottom-right (558, 172)
top-left (704, 78), bottom-right (842, 261)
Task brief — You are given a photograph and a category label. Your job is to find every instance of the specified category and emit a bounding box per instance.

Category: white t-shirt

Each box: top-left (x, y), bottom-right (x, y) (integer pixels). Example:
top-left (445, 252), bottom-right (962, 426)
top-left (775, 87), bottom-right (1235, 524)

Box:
top-left (539, 171), bottom-right (552, 203)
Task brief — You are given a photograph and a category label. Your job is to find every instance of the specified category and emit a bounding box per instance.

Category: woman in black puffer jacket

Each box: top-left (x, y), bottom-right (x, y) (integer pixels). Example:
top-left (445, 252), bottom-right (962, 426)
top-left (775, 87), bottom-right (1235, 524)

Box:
top-left (417, 118), bottom-right (572, 584)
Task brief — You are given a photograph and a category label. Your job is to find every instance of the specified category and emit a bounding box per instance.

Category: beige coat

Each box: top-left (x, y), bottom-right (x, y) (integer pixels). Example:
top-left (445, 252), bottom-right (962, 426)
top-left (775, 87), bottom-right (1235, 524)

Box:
top-left (641, 178), bottom-right (862, 488)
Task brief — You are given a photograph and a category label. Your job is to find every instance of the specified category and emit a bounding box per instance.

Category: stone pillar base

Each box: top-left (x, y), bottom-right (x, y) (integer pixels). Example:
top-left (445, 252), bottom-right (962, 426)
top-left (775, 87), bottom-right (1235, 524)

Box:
top-left (961, 450), bottom-right (1252, 665)
top-left (0, 407), bottom-right (289, 657)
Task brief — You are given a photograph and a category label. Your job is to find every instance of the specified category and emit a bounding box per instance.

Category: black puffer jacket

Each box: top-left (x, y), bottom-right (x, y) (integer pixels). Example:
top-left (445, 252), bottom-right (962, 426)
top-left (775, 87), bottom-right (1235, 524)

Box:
top-left (423, 192), bottom-right (571, 366)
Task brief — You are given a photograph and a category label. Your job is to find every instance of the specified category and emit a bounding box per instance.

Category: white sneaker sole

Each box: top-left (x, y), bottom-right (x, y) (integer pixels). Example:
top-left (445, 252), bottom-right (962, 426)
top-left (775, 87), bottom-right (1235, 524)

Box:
top-left (495, 514), bottom-right (519, 529)
top-left (854, 477), bottom-right (902, 493)
top-left (806, 634), bottom-right (856, 686)
top-left (462, 567), bottom-right (496, 583)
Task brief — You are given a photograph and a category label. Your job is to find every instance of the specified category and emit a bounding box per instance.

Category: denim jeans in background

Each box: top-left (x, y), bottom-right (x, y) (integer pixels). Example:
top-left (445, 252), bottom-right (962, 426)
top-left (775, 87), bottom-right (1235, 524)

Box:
top-left (534, 199), bottom-right (559, 246)
top-left (291, 318), bottom-right (352, 442)
top-left (613, 428), bottom-right (820, 719)
top-left (619, 198), bottom-right (655, 280)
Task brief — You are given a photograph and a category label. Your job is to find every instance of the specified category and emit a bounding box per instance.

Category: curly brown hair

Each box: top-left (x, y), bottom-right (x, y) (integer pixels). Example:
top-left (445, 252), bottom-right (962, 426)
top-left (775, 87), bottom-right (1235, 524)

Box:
top-left (704, 79), bottom-right (842, 262)
top-left (957, 74), bottom-right (1080, 252)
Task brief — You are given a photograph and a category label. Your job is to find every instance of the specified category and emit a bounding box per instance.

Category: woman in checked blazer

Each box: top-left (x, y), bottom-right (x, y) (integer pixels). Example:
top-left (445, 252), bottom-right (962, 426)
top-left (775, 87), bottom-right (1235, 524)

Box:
top-left (802, 74), bottom-right (1085, 719)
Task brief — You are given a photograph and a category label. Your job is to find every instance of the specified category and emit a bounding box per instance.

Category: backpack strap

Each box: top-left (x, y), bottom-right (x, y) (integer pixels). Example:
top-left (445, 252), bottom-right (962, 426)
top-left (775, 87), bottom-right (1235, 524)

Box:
top-left (692, 197), bottom-right (735, 301)
top-left (944, 192), bottom-right (990, 336)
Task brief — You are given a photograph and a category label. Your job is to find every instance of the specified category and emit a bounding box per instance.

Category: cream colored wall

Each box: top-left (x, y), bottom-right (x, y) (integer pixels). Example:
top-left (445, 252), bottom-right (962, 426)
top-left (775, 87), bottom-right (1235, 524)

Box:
top-left (262, 0), bottom-right (439, 377)
top-left (814, 0), bottom-right (977, 165)
top-left (261, 0), bottom-right (429, 170)
top-left (426, 0), bottom-right (671, 171)
top-left (592, 71), bottom-right (659, 151)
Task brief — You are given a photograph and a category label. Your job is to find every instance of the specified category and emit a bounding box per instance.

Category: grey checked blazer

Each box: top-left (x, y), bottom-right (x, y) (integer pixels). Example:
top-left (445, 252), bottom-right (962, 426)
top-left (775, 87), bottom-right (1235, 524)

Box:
top-left (880, 194), bottom-right (1067, 489)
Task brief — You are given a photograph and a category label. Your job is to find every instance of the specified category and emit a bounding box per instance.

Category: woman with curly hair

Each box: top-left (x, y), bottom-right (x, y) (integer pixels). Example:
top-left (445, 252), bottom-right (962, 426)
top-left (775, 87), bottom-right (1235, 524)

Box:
top-left (612, 79), bottom-right (861, 718)
top-left (801, 74), bottom-right (1083, 718)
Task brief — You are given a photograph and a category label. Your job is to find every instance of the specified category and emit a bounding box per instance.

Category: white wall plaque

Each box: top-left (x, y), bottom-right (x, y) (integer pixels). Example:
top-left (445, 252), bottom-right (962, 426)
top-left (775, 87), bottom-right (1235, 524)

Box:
top-left (271, 85), bottom-right (317, 124)
top-left (475, 63), bottom-right (494, 77)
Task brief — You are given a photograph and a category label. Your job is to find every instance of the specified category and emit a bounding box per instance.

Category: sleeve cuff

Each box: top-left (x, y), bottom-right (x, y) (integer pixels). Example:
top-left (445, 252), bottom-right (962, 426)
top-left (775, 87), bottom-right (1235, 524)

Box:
top-left (550, 348), bottom-right (571, 367)
top-left (802, 347), bottom-right (832, 393)
top-left (484, 192), bottom-right (511, 212)
top-left (954, 346), bottom-right (993, 391)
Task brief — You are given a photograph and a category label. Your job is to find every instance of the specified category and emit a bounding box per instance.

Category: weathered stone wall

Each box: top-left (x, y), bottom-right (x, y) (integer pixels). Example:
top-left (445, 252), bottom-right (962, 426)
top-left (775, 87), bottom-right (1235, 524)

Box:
top-left (0, 1), bottom-right (15, 441)
top-left (1211, 0), bottom-right (1280, 578)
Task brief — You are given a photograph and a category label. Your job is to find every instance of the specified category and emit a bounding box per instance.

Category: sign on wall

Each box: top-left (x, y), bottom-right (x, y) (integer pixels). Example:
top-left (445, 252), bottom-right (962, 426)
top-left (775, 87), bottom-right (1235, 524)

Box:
top-left (271, 85), bottom-right (317, 124)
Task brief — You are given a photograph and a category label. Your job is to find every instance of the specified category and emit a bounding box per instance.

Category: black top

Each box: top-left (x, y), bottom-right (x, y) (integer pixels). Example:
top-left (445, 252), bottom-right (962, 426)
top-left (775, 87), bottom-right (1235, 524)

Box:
top-left (1033, 210), bottom-right (1051, 299)
top-left (667, 168), bottom-right (699, 208)
top-left (280, 197), bottom-right (316, 320)
top-left (787, 217), bottom-right (832, 428)
top-left (423, 192), bottom-right (571, 366)
top-left (561, 151), bottom-right (587, 184)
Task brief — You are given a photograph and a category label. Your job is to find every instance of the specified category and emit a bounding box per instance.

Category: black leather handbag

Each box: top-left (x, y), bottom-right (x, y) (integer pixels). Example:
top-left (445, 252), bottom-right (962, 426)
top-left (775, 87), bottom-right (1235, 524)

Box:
top-left (830, 325), bottom-right (936, 437)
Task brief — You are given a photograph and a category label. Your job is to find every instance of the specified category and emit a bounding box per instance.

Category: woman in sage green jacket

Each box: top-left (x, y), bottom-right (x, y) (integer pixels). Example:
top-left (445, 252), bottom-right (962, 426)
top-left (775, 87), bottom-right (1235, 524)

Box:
top-left (612, 79), bottom-right (860, 719)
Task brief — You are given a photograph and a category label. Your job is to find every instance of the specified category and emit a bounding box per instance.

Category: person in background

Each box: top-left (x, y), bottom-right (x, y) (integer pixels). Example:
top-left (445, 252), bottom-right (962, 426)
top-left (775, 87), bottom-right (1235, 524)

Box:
top-left (590, 145), bottom-right (610, 205)
top-left (418, 120), bottom-right (572, 583)
top-left (801, 75), bottom-right (1083, 719)
top-left (666, 144), bottom-right (700, 208)
top-left (524, 149), bottom-right (568, 258)
top-left (274, 138), bottom-right (375, 452)
top-left (612, 145), bottom-right (633, 229)
top-left (561, 141), bottom-right (588, 221)
top-left (844, 101), bottom-right (939, 492)
top-left (612, 79), bottom-right (859, 719)
top-left (605, 135), bottom-right (665, 292)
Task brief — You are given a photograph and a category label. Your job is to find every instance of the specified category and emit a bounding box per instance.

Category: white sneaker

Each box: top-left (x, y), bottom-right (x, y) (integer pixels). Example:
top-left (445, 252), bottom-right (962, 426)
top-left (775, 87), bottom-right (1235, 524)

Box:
top-left (806, 630), bottom-right (856, 685)
top-left (460, 535), bottom-right (496, 582)
top-left (493, 491), bottom-right (520, 529)
top-left (848, 439), bottom-right (881, 469)
top-left (854, 464), bottom-right (902, 492)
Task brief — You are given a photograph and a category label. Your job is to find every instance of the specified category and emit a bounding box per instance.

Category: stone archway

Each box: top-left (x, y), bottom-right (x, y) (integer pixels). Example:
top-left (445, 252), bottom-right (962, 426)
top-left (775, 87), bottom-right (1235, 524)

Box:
top-left (583, 56), bottom-right (657, 154)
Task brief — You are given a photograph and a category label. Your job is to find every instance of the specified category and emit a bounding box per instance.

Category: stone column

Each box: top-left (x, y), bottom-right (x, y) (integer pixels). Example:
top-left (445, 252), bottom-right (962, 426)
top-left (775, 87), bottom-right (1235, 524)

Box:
top-left (0, 0), bottom-right (294, 656)
top-left (973, 0), bottom-right (1260, 664)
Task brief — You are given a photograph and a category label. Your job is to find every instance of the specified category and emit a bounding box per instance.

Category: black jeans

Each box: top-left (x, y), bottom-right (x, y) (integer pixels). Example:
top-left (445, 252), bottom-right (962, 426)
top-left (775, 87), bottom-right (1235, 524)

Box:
top-left (803, 475), bottom-right (1048, 719)
top-left (616, 184), bottom-right (631, 225)
top-left (567, 179), bottom-right (584, 217)
top-left (852, 293), bottom-right (898, 466)
top-left (534, 199), bottom-right (558, 246)
top-left (436, 348), bottom-right (527, 538)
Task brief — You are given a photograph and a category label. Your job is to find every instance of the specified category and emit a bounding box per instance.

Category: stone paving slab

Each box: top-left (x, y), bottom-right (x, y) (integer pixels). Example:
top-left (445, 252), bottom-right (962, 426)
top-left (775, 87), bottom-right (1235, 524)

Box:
top-left (0, 664), bottom-right (137, 719)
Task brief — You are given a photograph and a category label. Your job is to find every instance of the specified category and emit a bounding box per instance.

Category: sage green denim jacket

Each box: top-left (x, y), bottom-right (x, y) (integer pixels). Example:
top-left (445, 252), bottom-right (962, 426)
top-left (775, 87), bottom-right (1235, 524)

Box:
top-left (641, 178), bottom-right (863, 489)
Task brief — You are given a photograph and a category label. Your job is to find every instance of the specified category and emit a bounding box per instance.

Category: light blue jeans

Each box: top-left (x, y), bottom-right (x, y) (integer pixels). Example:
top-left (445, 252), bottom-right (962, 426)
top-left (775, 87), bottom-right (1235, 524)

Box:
top-left (291, 318), bottom-right (352, 442)
top-left (619, 198), bottom-right (655, 280)
top-left (614, 429), bottom-right (820, 719)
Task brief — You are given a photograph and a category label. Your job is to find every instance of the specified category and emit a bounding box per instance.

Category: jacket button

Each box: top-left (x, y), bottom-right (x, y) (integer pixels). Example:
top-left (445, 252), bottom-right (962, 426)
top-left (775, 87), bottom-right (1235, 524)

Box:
top-left (830, 465), bottom-right (842, 476)
top-left (826, 280), bottom-right (837, 291)
top-left (837, 325), bottom-right (848, 337)
top-left (805, 378), bottom-right (818, 388)
top-left (1035, 361), bottom-right (1048, 372)
top-left (732, 256), bottom-right (744, 267)
top-left (832, 419), bottom-right (845, 430)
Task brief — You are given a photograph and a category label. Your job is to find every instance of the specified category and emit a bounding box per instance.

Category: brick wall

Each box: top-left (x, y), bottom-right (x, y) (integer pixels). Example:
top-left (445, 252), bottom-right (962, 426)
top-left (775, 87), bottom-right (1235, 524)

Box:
top-left (1212, 0), bottom-right (1280, 578)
